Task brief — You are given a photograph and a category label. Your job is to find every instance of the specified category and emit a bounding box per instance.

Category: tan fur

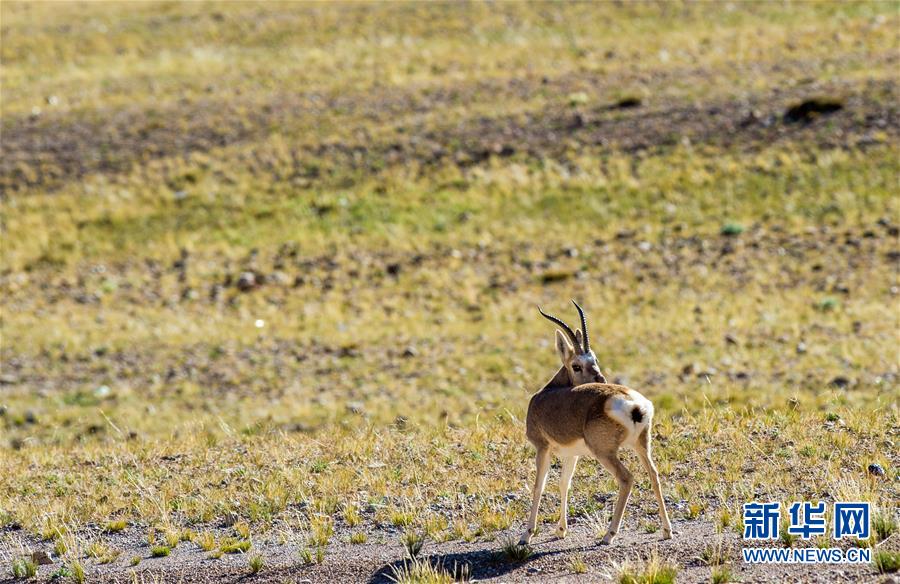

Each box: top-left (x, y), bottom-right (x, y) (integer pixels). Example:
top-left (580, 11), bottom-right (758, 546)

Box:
top-left (519, 331), bottom-right (672, 545)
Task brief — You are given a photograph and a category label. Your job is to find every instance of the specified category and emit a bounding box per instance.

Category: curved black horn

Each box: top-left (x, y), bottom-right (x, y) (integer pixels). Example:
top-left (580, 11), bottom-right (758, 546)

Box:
top-left (538, 306), bottom-right (581, 351)
top-left (572, 299), bottom-right (590, 352)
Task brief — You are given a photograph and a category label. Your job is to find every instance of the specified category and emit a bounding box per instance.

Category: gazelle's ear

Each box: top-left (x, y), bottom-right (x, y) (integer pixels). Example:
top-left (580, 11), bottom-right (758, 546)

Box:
top-left (574, 329), bottom-right (583, 349)
top-left (555, 329), bottom-right (574, 363)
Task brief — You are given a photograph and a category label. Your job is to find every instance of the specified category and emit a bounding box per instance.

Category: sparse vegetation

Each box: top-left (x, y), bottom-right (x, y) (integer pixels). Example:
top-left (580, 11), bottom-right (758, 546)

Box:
top-left (711, 564), bottom-right (735, 584)
top-left (615, 552), bottom-right (679, 584)
top-left (874, 550), bottom-right (900, 574)
top-left (874, 510), bottom-right (898, 542)
top-left (570, 554), bottom-right (588, 574)
top-left (388, 559), bottom-right (461, 584)
top-left (11, 556), bottom-right (37, 579)
top-left (498, 537), bottom-right (532, 563)
top-left (194, 531), bottom-right (217, 552)
top-left (248, 554), bottom-right (264, 574)
top-left (0, 0), bottom-right (896, 581)
top-left (220, 539), bottom-right (251, 554)
top-left (150, 546), bottom-right (170, 558)
top-left (104, 520), bottom-right (128, 534)
top-left (402, 531), bottom-right (426, 560)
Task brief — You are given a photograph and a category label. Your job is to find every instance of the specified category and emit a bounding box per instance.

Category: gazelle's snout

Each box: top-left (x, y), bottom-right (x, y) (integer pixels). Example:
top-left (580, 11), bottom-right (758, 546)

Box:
top-left (589, 363), bottom-right (606, 383)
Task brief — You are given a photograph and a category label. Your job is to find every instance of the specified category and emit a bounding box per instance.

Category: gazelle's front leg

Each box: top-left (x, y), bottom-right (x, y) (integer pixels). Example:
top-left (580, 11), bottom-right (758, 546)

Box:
top-left (556, 456), bottom-right (578, 538)
top-left (520, 447), bottom-right (550, 544)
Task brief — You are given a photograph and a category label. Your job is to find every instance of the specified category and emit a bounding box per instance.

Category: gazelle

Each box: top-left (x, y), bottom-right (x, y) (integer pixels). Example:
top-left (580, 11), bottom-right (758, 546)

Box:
top-left (519, 301), bottom-right (672, 545)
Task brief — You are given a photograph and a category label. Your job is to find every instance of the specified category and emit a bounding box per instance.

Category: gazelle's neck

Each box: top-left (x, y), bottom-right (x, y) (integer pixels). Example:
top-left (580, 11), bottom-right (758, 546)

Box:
top-left (543, 365), bottom-right (570, 390)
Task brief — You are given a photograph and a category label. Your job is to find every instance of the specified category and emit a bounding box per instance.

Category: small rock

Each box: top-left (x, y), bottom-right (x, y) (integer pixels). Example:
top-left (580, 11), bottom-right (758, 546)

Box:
top-left (830, 376), bottom-right (850, 389)
top-left (236, 272), bottom-right (257, 292)
top-left (386, 263), bottom-right (402, 276)
top-left (796, 342), bottom-right (807, 354)
top-left (614, 96), bottom-right (641, 109)
top-left (32, 550), bottom-right (54, 565)
top-left (724, 334), bottom-right (739, 346)
top-left (867, 463), bottom-right (885, 478)
top-left (784, 98), bottom-right (844, 123)
top-left (267, 271), bottom-right (290, 285)
top-left (401, 346), bottom-right (417, 358)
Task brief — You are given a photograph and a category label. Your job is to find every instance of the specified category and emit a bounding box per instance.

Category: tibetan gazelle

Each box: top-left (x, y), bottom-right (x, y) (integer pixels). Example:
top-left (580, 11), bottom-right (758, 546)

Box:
top-left (519, 301), bottom-right (672, 545)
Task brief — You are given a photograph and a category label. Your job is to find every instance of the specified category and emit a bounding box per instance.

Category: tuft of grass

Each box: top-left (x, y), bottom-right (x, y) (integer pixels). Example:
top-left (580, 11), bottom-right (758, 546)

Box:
top-left (350, 532), bottom-right (368, 544)
top-left (68, 560), bottom-right (85, 584)
top-left (11, 556), bottom-right (37, 578)
top-left (104, 520), bottom-right (128, 533)
top-left (130, 556), bottom-right (141, 566)
top-left (164, 530), bottom-right (180, 549)
top-left (233, 522), bottom-right (251, 539)
top-left (309, 515), bottom-right (334, 548)
top-left (720, 223), bottom-right (744, 236)
top-left (711, 564), bottom-right (735, 584)
top-left (874, 510), bottom-right (898, 542)
top-left (391, 510), bottom-right (416, 528)
top-left (615, 552), bottom-right (678, 584)
top-left (343, 503), bottom-right (362, 527)
top-left (570, 554), bottom-right (588, 574)
top-left (779, 523), bottom-right (798, 548)
top-left (402, 531), bottom-right (426, 559)
top-left (874, 550), bottom-right (900, 574)
top-left (87, 541), bottom-right (120, 564)
top-left (388, 558), bottom-right (461, 584)
top-left (248, 554), bottom-right (264, 574)
top-left (220, 538), bottom-right (251, 554)
top-left (816, 297), bottom-right (839, 312)
top-left (497, 536), bottom-right (532, 563)
top-left (150, 545), bottom-right (170, 558)
top-left (699, 541), bottom-right (726, 567)
top-left (194, 531), bottom-right (217, 551)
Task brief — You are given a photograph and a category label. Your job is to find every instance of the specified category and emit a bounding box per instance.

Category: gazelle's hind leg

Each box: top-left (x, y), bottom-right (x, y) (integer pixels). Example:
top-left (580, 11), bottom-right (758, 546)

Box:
top-left (595, 453), bottom-right (633, 545)
top-left (555, 456), bottom-right (578, 538)
top-left (634, 426), bottom-right (672, 539)
top-left (520, 446), bottom-right (551, 544)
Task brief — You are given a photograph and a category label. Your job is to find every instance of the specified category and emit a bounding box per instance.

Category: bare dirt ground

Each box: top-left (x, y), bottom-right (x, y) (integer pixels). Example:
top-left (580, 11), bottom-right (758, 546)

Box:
top-left (2, 520), bottom-right (889, 583)
top-left (2, 62), bottom-right (896, 195)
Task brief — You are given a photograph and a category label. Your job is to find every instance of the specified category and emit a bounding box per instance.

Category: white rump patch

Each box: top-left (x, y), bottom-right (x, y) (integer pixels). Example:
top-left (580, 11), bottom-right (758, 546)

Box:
top-left (605, 389), bottom-right (654, 447)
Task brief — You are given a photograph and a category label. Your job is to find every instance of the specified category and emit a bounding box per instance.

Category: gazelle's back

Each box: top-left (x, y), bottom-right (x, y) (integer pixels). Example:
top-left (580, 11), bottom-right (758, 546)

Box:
top-left (526, 383), bottom-right (653, 451)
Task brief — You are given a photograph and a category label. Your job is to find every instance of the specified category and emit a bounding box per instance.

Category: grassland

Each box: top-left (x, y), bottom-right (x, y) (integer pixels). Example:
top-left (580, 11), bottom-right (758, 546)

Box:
top-left (1, 2), bottom-right (898, 582)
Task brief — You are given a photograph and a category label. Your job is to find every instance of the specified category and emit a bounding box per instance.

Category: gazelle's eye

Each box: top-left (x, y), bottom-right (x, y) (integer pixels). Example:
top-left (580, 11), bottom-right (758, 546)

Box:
top-left (572, 365), bottom-right (582, 372)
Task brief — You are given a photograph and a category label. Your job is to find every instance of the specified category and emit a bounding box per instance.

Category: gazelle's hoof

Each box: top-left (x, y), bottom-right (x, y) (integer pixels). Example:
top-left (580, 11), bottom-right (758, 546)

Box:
top-left (661, 529), bottom-right (673, 540)
top-left (555, 525), bottom-right (567, 539)
top-left (600, 532), bottom-right (616, 545)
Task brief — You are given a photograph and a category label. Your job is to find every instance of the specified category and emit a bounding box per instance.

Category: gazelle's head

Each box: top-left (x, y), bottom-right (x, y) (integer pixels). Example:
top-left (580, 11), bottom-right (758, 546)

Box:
top-left (539, 300), bottom-right (606, 386)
